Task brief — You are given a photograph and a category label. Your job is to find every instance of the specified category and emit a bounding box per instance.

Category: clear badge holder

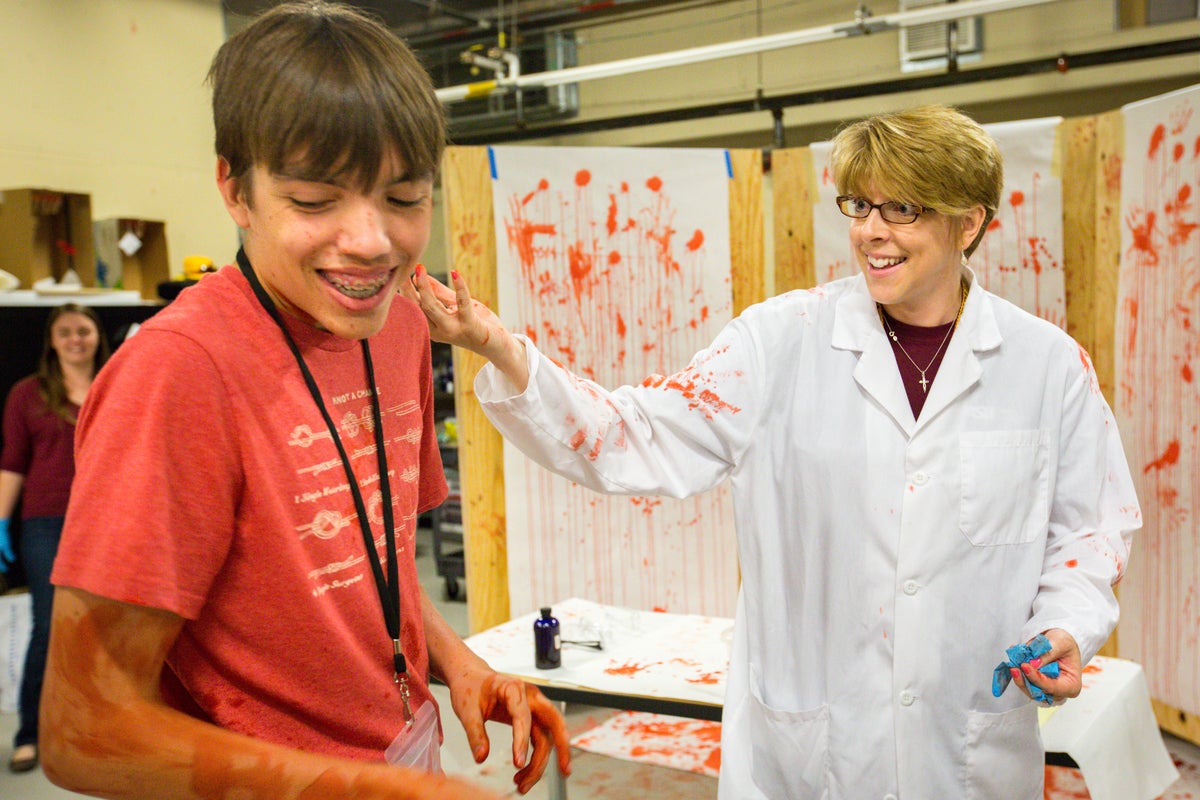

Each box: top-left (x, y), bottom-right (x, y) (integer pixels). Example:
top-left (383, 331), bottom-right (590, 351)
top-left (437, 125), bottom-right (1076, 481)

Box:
top-left (384, 700), bottom-right (442, 774)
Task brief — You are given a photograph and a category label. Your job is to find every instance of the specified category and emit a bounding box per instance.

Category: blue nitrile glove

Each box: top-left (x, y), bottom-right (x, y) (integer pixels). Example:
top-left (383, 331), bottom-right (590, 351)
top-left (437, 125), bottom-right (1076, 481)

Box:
top-left (991, 633), bottom-right (1061, 703)
top-left (0, 518), bottom-right (13, 572)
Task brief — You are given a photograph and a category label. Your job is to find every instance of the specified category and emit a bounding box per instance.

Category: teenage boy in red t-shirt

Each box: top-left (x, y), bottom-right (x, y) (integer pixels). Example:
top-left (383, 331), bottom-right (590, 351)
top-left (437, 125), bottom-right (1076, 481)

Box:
top-left (40, 4), bottom-right (570, 799)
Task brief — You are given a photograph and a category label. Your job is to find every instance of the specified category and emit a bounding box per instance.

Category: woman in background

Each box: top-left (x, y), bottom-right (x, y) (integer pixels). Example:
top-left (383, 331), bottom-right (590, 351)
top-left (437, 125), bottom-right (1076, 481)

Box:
top-left (0, 303), bottom-right (109, 772)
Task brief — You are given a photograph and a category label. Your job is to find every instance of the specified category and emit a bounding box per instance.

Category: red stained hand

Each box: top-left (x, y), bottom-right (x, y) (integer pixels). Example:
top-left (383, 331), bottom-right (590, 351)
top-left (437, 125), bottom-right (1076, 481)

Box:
top-left (451, 672), bottom-right (571, 795)
top-left (403, 266), bottom-right (501, 355)
top-left (402, 265), bottom-right (531, 391)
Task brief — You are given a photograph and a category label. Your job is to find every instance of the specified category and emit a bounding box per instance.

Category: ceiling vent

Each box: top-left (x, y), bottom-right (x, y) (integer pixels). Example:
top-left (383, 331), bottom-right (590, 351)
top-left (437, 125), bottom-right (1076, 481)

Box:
top-left (899, 0), bottom-right (983, 72)
top-left (428, 30), bottom-right (580, 135)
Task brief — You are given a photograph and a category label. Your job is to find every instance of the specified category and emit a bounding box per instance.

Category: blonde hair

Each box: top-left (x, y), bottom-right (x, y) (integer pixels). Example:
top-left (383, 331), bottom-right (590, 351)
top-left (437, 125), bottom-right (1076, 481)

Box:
top-left (829, 104), bottom-right (1003, 256)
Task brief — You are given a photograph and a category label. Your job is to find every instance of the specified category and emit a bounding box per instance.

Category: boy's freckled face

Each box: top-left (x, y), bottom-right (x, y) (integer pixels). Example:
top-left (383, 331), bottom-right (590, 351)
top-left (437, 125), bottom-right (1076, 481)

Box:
top-left (228, 153), bottom-right (434, 340)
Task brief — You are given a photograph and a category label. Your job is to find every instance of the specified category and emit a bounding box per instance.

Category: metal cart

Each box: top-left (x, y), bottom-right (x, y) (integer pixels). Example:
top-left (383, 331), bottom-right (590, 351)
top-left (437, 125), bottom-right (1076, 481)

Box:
top-left (431, 463), bottom-right (464, 600)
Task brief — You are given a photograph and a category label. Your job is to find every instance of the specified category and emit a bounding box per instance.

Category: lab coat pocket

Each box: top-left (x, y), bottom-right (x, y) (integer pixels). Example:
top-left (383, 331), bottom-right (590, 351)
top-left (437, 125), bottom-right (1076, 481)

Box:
top-left (959, 429), bottom-right (1050, 546)
top-left (963, 703), bottom-right (1043, 800)
top-left (747, 666), bottom-right (830, 799)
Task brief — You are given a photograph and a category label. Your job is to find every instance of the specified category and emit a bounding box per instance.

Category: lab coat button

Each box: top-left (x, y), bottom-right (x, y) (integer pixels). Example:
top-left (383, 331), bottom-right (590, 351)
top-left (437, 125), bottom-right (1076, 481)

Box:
top-left (903, 579), bottom-right (919, 595)
top-left (912, 471), bottom-right (929, 485)
top-left (899, 690), bottom-right (915, 706)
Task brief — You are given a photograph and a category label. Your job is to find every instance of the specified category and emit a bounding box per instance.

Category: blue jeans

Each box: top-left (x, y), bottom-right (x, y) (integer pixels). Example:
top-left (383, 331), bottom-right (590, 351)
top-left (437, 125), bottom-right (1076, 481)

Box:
top-left (15, 516), bottom-right (62, 749)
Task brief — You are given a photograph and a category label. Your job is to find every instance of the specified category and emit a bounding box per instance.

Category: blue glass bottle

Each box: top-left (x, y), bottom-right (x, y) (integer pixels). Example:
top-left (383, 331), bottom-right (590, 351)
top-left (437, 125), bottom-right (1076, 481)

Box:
top-left (534, 606), bottom-right (561, 669)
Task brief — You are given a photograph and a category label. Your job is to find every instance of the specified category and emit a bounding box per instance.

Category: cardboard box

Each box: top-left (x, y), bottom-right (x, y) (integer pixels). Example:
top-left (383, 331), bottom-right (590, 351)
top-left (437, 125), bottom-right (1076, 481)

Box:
top-left (0, 188), bottom-right (96, 288)
top-left (93, 218), bottom-right (169, 300)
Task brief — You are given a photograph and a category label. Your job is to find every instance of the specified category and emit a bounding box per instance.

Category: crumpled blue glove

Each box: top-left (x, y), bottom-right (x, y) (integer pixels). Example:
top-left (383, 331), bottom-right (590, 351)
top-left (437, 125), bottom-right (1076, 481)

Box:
top-left (0, 518), bottom-right (13, 573)
top-left (992, 633), bottom-right (1061, 703)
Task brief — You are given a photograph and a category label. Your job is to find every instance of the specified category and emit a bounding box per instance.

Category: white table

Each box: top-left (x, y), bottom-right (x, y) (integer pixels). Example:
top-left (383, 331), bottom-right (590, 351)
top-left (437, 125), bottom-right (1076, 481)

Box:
top-left (466, 598), bottom-right (1179, 799)
top-left (1038, 655), bottom-right (1179, 800)
top-left (466, 597), bottom-right (727, 717)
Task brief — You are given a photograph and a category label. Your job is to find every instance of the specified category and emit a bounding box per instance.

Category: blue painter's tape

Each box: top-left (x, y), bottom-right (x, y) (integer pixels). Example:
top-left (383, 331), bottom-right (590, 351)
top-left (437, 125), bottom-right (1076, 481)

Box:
top-left (488, 147), bottom-right (497, 180)
top-left (724, 150), bottom-right (733, 178)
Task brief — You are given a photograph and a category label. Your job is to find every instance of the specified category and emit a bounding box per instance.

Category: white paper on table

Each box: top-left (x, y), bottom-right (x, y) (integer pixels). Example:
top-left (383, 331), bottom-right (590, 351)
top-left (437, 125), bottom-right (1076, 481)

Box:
top-left (465, 597), bottom-right (732, 706)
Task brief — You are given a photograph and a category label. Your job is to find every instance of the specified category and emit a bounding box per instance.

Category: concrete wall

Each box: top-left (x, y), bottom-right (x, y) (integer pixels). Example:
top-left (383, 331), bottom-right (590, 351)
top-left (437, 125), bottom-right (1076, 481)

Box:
top-left (0, 0), bottom-right (231, 281)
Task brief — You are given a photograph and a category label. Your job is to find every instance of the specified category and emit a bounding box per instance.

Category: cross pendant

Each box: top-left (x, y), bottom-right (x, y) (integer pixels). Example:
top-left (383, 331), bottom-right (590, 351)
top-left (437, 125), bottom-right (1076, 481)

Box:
top-left (918, 372), bottom-right (929, 393)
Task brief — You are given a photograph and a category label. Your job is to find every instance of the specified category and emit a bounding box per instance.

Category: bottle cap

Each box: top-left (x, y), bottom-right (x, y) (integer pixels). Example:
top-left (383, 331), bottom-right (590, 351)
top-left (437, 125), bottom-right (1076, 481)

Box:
top-left (540, 606), bottom-right (552, 617)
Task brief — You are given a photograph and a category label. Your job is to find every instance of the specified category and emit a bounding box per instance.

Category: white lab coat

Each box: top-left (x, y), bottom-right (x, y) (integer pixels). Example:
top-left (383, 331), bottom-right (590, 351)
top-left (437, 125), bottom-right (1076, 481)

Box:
top-left (476, 273), bottom-right (1140, 800)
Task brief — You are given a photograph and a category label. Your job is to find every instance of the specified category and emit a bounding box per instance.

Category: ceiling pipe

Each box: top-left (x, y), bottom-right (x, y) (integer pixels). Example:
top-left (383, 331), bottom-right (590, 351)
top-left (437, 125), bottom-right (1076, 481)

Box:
top-left (445, 36), bottom-right (1200, 145)
top-left (397, 0), bottom-right (493, 31)
top-left (435, 0), bottom-right (1062, 103)
top-left (402, 0), bottom-right (722, 48)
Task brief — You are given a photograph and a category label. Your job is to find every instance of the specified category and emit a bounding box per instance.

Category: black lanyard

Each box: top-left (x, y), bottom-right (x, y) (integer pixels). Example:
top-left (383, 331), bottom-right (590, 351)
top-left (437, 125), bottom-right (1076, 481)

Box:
top-left (236, 249), bottom-right (414, 721)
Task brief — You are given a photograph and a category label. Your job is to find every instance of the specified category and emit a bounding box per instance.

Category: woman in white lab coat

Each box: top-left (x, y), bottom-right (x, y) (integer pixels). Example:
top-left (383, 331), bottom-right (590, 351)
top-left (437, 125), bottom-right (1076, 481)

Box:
top-left (408, 104), bottom-right (1139, 799)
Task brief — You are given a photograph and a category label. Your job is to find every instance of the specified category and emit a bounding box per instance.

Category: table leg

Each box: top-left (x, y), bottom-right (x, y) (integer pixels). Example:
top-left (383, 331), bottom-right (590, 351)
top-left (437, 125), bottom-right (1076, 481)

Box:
top-left (548, 700), bottom-right (568, 800)
top-left (548, 758), bottom-right (567, 800)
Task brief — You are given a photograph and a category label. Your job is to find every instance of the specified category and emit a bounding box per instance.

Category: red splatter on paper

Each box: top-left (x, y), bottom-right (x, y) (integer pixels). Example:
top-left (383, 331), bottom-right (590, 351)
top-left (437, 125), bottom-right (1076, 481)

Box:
top-left (495, 148), bottom-right (738, 616)
top-left (1126, 210), bottom-right (1160, 266)
top-left (1043, 765), bottom-right (1092, 798)
top-left (1116, 98), bottom-right (1200, 724)
top-left (1148, 123), bottom-right (1166, 158)
top-left (966, 145), bottom-right (1067, 329)
top-left (685, 670), bottom-right (723, 685)
top-left (571, 712), bottom-right (723, 778)
top-left (605, 660), bottom-right (653, 677)
top-left (1143, 440), bottom-right (1181, 474)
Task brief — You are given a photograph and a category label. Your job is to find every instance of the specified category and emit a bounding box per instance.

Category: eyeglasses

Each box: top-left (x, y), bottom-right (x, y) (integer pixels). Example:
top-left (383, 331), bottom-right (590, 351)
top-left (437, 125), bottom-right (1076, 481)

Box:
top-left (835, 195), bottom-right (926, 225)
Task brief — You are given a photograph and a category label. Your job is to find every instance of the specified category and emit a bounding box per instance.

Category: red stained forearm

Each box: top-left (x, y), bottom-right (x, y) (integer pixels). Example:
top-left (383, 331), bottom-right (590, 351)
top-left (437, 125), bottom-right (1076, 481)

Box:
top-left (40, 587), bottom-right (498, 800)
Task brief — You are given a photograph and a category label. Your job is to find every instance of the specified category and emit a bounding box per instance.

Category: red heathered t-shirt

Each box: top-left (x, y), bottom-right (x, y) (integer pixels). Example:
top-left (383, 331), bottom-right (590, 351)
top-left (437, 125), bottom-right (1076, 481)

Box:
top-left (52, 265), bottom-right (448, 760)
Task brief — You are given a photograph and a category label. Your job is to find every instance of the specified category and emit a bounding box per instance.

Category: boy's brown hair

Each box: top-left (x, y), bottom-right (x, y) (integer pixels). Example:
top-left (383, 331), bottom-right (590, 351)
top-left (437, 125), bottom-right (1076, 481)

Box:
top-left (208, 1), bottom-right (445, 194)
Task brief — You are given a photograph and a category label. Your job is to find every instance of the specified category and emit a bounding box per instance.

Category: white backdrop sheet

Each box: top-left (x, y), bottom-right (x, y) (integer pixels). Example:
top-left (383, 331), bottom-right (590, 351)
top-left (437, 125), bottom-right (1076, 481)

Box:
top-left (810, 117), bottom-right (1067, 328)
top-left (489, 146), bottom-right (739, 617)
top-left (1115, 83), bottom-right (1200, 718)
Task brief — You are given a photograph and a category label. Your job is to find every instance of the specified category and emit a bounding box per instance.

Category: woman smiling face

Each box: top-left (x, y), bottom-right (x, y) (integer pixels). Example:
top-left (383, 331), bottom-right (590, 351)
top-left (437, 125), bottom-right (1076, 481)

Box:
top-left (829, 106), bottom-right (1002, 326)
top-left (49, 311), bottom-right (101, 371)
top-left (849, 188), bottom-right (985, 326)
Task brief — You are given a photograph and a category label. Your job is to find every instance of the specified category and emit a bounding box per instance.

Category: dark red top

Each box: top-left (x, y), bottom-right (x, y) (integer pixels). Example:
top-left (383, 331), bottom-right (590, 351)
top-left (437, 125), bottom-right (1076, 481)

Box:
top-left (880, 311), bottom-right (957, 419)
top-left (1, 375), bottom-right (77, 519)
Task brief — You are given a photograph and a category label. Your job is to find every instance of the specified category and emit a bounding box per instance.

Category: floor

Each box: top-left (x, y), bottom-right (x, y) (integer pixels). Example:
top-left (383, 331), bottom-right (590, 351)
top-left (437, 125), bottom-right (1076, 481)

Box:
top-left (1, 526), bottom-right (1198, 799)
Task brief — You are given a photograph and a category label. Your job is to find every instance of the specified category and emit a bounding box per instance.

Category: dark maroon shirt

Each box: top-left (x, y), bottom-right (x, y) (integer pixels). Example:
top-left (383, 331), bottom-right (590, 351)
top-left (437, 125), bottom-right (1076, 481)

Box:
top-left (1, 376), bottom-right (77, 518)
top-left (880, 311), bottom-right (957, 419)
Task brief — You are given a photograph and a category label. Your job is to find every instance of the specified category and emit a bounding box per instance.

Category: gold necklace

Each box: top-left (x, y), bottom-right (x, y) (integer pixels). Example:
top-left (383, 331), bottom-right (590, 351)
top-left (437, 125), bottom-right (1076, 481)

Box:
top-left (877, 280), bottom-right (968, 393)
